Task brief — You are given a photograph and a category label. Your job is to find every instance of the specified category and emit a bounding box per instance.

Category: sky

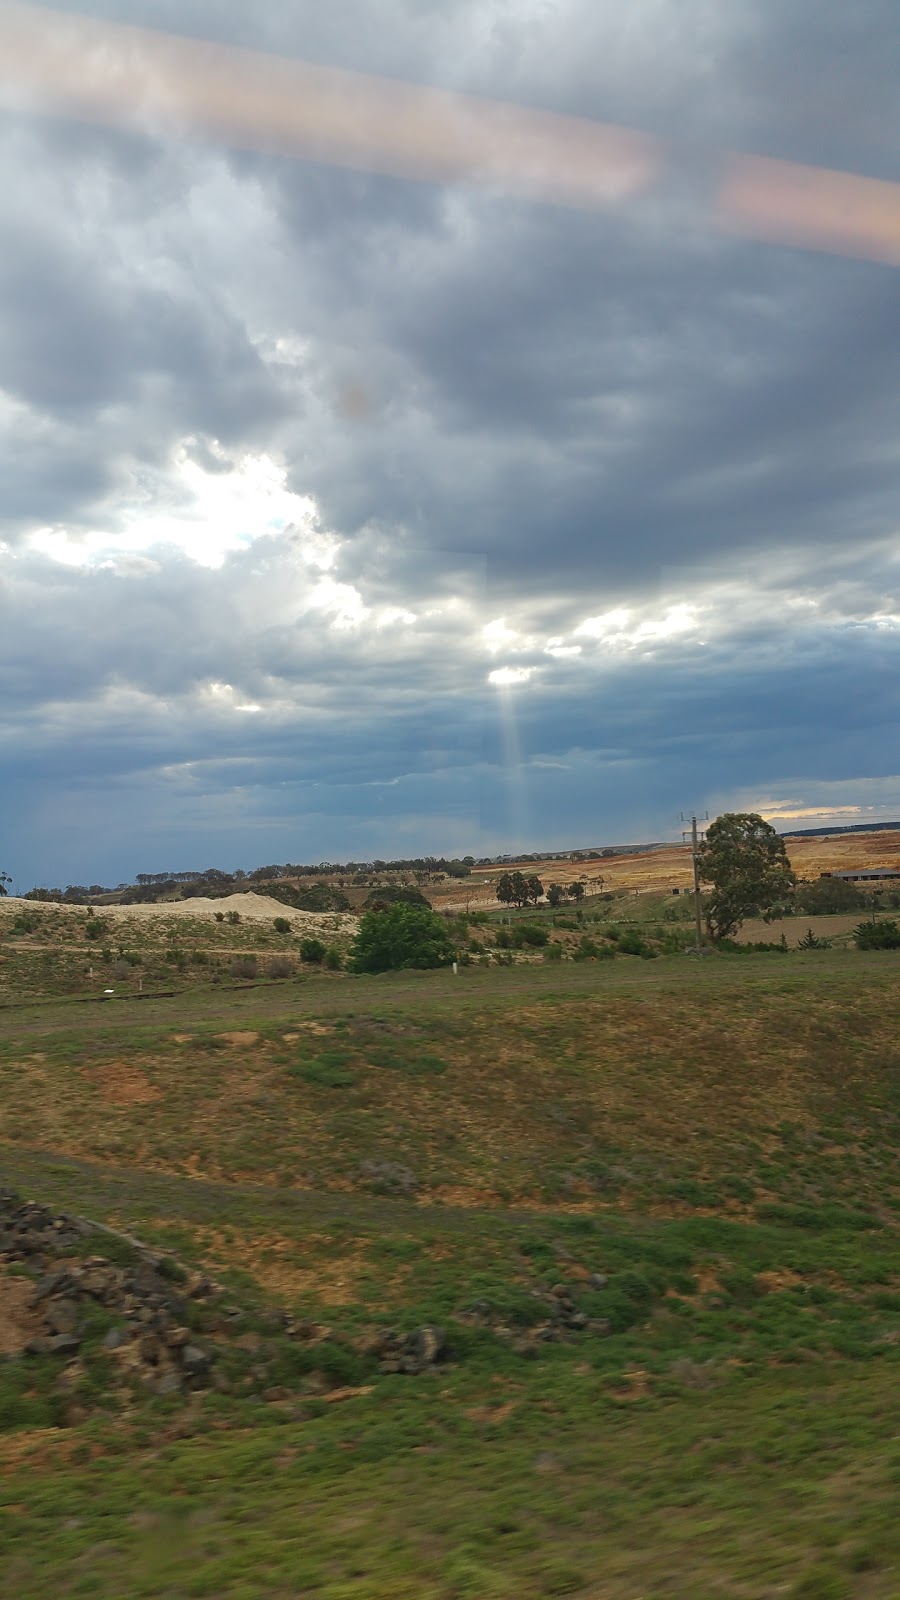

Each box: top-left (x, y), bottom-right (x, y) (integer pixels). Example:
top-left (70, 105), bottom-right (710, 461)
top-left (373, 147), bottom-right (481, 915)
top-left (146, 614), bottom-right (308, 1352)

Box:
top-left (1, 0), bottom-right (900, 890)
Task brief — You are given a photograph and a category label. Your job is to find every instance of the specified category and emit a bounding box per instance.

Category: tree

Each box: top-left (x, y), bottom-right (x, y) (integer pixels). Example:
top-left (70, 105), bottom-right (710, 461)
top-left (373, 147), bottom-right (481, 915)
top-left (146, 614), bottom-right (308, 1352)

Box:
top-left (795, 877), bottom-right (864, 916)
top-left (698, 813), bottom-right (796, 941)
top-left (526, 874), bottom-right (544, 905)
top-left (547, 883), bottom-right (563, 907)
top-left (349, 902), bottom-right (457, 973)
top-left (496, 872), bottom-right (515, 907)
top-left (0, 871), bottom-right (11, 897)
top-left (566, 881), bottom-right (585, 902)
top-left (362, 884), bottom-right (430, 911)
top-left (496, 871), bottom-right (532, 908)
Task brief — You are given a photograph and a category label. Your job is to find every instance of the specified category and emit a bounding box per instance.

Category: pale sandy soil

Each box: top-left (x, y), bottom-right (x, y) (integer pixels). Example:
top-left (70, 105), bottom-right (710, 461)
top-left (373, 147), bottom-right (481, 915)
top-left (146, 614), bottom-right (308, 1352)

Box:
top-left (1, 892), bottom-right (355, 937)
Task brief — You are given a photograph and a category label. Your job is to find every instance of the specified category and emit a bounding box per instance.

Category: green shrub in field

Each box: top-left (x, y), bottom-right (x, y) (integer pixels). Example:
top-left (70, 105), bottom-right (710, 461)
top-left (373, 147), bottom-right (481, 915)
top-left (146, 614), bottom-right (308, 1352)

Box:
top-left (299, 937), bottom-right (327, 963)
top-left (291, 1049), bottom-right (356, 1088)
top-left (544, 942), bottom-right (564, 961)
top-left (572, 935), bottom-right (614, 961)
top-left (324, 946), bottom-right (343, 971)
top-left (617, 930), bottom-right (651, 956)
top-left (512, 923), bottom-right (549, 948)
top-left (494, 928), bottom-right (512, 948)
top-left (273, 916), bottom-right (292, 934)
top-left (854, 918), bottom-right (900, 950)
top-left (349, 903), bottom-right (455, 973)
top-left (717, 936), bottom-right (789, 954)
top-left (225, 910), bottom-right (241, 925)
top-left (214, 911), bottom-right (225, 923)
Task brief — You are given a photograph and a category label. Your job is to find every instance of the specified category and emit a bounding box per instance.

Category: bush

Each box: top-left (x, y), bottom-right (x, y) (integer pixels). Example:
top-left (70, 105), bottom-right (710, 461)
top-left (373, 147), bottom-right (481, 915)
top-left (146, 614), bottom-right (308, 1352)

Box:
top-left (362, 884), bottom-right (431, 911)
top-left (616, 930), bottom-right (649, 957)
top-left (228, 955), bottom-right (257, 979)
top-left (544, 942), bottom-right (564, 962)
top-left (512, 923), bottom-right (549, 948)
top-left (324, 946), bottom-right (343, 971)
top-left (214, 911), bottom-right (225, 923)
top-left (854, 918), bottom-right (900, 950)
top-left (717, 936), bottom-right (789, 954)
top-left (349, 903), bottom-right (456, 973)
top-left (299, 937), bottom-right (327, 964)
top-left (273, 917), bottom-right (292, 934)
top-left (225, 910), bottom-right (241, 925)
top-left (795, 877), bottom-right (865, 916)
top-left (267, 955), bottom-right (295, 978)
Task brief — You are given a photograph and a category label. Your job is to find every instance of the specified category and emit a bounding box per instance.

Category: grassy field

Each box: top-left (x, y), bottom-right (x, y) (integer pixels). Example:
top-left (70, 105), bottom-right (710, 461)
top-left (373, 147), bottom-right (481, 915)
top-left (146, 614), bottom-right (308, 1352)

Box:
top-left (1, 951), bottom-right (898, 1598)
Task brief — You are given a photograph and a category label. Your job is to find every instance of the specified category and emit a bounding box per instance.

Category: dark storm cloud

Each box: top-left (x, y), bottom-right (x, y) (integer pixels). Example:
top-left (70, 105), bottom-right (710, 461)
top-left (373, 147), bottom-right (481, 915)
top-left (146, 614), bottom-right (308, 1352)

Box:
top-left (2, 1), bottom-right (900, 885)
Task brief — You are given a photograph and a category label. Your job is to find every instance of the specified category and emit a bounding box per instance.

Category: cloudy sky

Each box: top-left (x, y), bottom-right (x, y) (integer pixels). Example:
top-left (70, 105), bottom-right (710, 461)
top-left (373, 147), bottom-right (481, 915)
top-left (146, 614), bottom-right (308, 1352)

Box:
top-left (1, 0), bottom-right (899, 890)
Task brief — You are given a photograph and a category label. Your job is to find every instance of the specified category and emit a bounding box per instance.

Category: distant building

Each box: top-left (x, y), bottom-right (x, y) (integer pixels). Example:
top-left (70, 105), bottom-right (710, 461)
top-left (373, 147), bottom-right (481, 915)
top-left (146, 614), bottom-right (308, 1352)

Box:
top-left (820, 869), bottom-right (900, 882)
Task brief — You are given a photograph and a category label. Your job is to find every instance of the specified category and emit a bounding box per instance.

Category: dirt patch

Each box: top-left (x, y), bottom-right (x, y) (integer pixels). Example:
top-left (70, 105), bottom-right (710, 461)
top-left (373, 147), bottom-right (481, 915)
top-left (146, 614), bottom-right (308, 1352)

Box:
top-left (171, 1034), bottom-right (192, 1045)
top-left (217, 1032), bottom-right (260, 1047)
top-left (168, 1227), bottom-right (370, 1306)
top-left (83, 1062), bottom-right (162, 1107)
top-left (0, 1269), bottom-right (39, 1356)
top-left (756, 1268), bottom-right (805, 1293)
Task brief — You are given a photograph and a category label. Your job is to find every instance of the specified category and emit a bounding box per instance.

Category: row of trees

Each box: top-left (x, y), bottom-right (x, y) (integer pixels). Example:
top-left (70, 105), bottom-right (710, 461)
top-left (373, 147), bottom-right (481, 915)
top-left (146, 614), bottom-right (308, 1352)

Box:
top-left (495, 872), bottom-right (589, 908)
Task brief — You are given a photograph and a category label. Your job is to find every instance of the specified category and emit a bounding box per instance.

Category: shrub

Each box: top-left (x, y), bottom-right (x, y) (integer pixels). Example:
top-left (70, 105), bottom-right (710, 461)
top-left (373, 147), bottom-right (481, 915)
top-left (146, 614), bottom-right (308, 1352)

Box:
top-left (228, 955), bottom-right (257, 979)
top-left (616, 930), bottom-right (649, 956)
top-left (494, 928), bottom-right (512, 948)
top-left (349, 903), bottom-right (456, 973)
top-left (225, 910), bottom-right (241, 925)
top-left (854, 918), bottom-right (900, 950)
top-left (544, 942), bottom-right (564, 961)
top-left (273, 917), bottom-right (292, 934)
top-left (268, 955), bottom-right (295, 978)
top-left (214, 912), bottom-right (225, 923)
top-left (363, 884), bottom-right (432, 911)
top-left (299, 937), bottom-right (327, 963)
top-left (512, 923), bottom-right (549, 948)
top-left (324, 946), bottom-right (343, 971)
top-left (795, 877), bottom-right (865, 916)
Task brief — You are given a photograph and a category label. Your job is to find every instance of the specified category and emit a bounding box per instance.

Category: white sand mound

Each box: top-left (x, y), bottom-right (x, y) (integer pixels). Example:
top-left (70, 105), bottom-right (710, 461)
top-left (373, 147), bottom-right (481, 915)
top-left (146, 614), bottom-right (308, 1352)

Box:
top-left (2, 892), bottom-right (356, 931)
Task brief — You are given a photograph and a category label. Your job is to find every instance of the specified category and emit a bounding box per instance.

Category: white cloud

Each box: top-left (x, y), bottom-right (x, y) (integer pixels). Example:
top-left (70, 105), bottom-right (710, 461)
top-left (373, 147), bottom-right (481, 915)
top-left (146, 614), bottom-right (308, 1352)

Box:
top-left (26, 448), bottom-right (323, 571)
top-left (489, 665), bottom-right (534, 686)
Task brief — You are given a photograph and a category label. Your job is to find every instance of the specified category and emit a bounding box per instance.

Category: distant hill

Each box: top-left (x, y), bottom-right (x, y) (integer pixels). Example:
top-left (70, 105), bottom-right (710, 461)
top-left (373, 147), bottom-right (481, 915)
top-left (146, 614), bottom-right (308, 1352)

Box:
top-left (779, 821), bottom-right (900, 839)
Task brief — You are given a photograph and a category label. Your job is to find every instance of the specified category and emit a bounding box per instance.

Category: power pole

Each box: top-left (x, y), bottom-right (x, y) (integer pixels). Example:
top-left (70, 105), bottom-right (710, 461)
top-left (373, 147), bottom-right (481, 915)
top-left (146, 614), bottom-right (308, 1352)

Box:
top-left (681, 813), bottom-right (708, 954)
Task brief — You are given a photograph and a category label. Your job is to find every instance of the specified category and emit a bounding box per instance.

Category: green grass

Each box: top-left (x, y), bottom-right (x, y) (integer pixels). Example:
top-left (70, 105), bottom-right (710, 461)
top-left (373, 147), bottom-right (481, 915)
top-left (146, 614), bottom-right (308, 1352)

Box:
top-left (0, 950), bottom-right (898, 1596)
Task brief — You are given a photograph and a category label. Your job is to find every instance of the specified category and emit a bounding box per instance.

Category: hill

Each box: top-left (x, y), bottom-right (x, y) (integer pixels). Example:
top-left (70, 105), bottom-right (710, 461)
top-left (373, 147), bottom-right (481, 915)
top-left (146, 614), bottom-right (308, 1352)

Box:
top-left (1, 950), bottom-right (898, 1597)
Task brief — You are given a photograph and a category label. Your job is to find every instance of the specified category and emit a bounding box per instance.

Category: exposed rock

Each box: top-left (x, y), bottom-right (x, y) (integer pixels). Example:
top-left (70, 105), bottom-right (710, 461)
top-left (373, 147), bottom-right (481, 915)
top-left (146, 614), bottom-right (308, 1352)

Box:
top-left (181, 1344), bottom-right (213, 1378)
top-left (45, 1299), bottom-right (79, 1335)
top-left (155, 1370), bottom-right (183, 1398)
top-left (45, 1333), bottom-right (82, 1356)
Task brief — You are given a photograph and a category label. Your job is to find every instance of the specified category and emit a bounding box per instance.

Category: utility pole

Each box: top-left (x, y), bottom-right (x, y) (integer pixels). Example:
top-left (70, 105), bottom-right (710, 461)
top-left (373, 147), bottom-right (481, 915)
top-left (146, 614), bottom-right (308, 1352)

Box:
top-left (681, 813), bottom-right (708, 954)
